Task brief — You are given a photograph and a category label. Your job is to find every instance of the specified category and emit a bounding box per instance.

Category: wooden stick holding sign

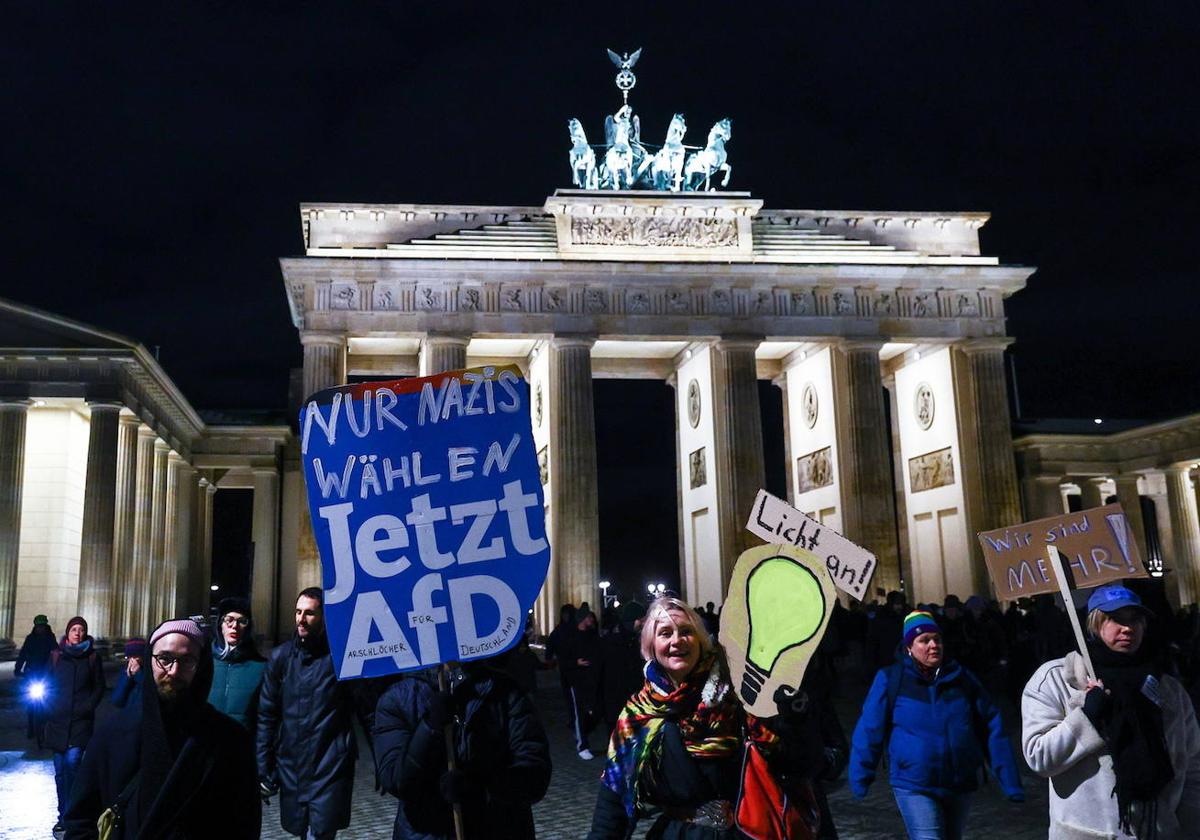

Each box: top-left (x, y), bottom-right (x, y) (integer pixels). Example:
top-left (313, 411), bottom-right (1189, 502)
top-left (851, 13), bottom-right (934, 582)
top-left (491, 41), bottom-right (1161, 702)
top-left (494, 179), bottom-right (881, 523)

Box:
top-left (977, 503), bottom-right (1147, 681)
top-left (438, 664), bottom-right (466, 840)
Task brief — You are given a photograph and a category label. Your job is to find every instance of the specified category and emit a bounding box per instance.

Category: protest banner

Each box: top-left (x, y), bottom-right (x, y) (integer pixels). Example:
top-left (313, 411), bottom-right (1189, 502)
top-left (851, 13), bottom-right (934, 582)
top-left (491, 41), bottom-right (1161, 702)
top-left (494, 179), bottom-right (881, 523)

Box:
top-left (744, 489), bottom-right (878, 600)
top-left (978, 503), bottom-right (1148, 679)
top-left (299, 365), bottom-right (550, 681)
top-left (977, 503), bottom-right (1147, 601)
top-left (719, 543), bottom-right (836, 718)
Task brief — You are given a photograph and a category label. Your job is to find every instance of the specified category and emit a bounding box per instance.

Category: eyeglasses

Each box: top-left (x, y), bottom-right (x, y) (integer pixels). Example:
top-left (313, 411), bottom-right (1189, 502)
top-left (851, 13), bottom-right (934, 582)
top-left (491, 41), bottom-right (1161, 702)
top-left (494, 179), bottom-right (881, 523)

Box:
top-left (222, 616), bottom-right (250, 628)
top-left (152, 653), bottom-right (199, 672)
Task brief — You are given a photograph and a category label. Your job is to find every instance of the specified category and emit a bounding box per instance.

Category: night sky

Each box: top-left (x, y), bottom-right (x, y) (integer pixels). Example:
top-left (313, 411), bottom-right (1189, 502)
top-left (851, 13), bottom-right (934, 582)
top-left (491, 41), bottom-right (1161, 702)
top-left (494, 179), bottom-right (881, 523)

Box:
top-left (3, 3), bottom-right (1198, 599)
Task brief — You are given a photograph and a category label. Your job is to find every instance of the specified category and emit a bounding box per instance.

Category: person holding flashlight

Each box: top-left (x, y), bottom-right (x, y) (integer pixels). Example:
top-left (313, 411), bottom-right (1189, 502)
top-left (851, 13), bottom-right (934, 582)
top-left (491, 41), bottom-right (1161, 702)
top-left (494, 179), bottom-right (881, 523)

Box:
top-left (14, 614), bottom-right (58, 748)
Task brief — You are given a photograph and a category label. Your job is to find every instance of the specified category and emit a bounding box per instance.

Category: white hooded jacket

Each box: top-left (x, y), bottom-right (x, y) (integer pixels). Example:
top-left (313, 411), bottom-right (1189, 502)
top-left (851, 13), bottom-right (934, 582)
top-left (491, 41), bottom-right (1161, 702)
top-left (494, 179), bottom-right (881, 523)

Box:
top-left (1021, 651), bottom-right (1200, 839)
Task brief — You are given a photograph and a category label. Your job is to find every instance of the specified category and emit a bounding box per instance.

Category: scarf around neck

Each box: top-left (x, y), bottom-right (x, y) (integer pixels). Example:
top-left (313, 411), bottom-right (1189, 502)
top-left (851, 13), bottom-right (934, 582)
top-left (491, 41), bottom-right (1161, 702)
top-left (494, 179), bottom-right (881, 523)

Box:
top-left (1087, 638), bottom-right (1174, 838)
top-left (601, 651), bottom-right (775, 817)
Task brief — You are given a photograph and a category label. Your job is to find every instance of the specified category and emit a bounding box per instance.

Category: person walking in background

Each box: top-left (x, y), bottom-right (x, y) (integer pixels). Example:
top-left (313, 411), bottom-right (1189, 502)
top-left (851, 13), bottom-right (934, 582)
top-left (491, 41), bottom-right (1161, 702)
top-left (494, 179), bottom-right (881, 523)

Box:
top-left (1022, 585), bottom-right (1200, 839)
top-left (64, 618), bottom-right (261, 839)
top-left (373, 659), bottom-right (552, 839)
top-left (866, 591), bottom-right (907, 671)
top-left (850, 610), bottom-right (1024, 840)
top-left (561, 606), bottom-right (601, 760)
top-left (544, 602), bottom-right (577, 726)
top-left (45, 616), bottom-right (105, 833)
top-left (209, 596), bottom-right (267, 728)
top-left (110, 638), bottom-right (147, 709)
top-left (257, 588), bottom-right (359, 840)
top-left (13, 613), bottom-right (58, 747)
top-left (595, 601), bottom-right (646, 735)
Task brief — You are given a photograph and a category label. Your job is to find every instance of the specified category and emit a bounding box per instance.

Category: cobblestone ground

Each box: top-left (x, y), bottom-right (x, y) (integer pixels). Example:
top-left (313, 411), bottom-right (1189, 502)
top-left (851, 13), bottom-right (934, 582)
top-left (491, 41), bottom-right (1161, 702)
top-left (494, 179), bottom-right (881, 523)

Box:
top-left (0, 660), bottom-right (1049, 839)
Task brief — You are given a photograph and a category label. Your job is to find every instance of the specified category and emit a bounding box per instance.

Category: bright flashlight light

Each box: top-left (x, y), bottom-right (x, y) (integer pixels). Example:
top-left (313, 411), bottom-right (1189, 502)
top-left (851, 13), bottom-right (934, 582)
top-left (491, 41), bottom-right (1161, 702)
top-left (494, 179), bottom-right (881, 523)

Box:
top-left (27, 680), bottom-right (46, 701)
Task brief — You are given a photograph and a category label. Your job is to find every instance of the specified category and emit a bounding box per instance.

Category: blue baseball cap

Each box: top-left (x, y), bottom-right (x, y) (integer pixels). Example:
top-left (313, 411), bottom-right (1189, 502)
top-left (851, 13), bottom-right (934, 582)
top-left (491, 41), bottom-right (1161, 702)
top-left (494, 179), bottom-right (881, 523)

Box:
top-left (1087, 585), bottom-right (1152, 616)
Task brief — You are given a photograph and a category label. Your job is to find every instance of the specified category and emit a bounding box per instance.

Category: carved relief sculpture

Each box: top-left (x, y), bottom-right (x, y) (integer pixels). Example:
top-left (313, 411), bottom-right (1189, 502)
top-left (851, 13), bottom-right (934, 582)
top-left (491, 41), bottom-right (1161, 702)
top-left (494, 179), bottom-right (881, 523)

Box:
top-left (801, 383), bottom-right (818, 429)
top-left (833, 291), bottom-right (852, 315)
top-left (666, 289), bottom-right (690, 314)
top-left (461, 288), bottom-right (481, 311)
top-left (687, 379), bottom-right (701, 428)
top-left (570, 216), bottom-right (738, 248)
top-left (689, 447), bottom-right (707, 489)
top-left (797, 447), bottom-right (833, 494)
top-left (584, 288), bottom-right (608, 313)
top-left (909, 447), bottom-right (956, 493)
top-left (502, 288), bottom-right (523, 311)
top-left (914, 383), bottom-right (935, 430)
top-left (537, 447), bottom-right (549, 486)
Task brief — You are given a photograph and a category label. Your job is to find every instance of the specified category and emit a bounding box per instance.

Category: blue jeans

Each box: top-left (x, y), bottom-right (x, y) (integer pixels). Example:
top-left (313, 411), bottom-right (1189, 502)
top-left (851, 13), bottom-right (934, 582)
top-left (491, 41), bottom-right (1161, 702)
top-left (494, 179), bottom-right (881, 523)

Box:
top-left (893, 789), bottom-right (971, 840)
top-left (53, 747), bottom-right (85, 820)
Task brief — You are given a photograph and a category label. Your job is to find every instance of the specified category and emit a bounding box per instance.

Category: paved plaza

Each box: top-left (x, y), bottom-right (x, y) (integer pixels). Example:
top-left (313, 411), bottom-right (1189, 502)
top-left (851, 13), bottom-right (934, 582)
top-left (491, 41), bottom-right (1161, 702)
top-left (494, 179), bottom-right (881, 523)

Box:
top-left (0, 660), bottom-right (1049, 839)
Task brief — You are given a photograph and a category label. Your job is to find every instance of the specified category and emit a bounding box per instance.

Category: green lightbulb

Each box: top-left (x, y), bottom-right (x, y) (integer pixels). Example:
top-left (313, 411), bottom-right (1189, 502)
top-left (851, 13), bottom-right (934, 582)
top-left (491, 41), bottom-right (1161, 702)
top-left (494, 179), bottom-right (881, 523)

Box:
top-left (740, 556), bottom-right (826, 705)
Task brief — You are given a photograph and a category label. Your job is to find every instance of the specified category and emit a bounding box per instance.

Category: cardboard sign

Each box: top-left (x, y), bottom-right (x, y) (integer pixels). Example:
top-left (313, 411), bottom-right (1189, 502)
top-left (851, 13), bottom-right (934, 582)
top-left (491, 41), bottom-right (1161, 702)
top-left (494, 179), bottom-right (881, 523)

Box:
top-left (977, 503), bottom-right (1147, 600)
top-left (300, 366), bottom-right (550, 680)
top-left (745, 489), bottom-right (878, 600)
top-left (720, 543), bottom-right (836, 718)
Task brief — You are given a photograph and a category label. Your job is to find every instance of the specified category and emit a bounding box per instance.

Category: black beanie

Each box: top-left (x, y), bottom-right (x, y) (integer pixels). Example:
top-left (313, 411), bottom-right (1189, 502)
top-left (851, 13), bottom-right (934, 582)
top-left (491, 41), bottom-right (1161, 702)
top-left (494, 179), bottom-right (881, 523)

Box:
top-left (218, 596), bottom-right (253, 623)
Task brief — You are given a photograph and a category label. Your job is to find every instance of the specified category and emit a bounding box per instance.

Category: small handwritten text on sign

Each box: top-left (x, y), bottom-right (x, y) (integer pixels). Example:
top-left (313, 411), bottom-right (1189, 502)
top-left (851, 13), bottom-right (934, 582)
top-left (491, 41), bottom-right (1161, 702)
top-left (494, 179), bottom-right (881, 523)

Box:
top-left (300, 365), bottom-right (550, 680)
top-left (977, 503), bottom-right (1147, 599)
top-left (745, 489), bottom-right (877, 600)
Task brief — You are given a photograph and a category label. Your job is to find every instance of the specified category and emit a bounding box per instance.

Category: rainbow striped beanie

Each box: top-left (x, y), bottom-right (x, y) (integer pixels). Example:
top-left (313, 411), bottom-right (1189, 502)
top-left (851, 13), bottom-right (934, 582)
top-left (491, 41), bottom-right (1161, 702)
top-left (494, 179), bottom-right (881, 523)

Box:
top-left (902, 610), bottom-right (939, 647)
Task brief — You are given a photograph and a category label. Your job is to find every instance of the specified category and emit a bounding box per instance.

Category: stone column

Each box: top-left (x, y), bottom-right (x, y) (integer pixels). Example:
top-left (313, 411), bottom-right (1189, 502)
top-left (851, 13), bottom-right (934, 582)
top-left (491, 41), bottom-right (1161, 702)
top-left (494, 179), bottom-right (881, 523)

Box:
top-left (299, 332), bottom-right (346, 590)
top-left (160, 454), bottom-right (183, 619)
top-left (1079, 476), bottom-right (1107, 510)
top-left (548, 336), bottom-right (599, 607)
top-left (1165, 466), bottom-right (1200, 606)
top-left (1113, 474), bottom-right (1149, 562)
top-left (666, 374), bottom-right (688, 600)
top-left (127, 426), bottom-right (158, 634)
top-left (147, 440), bottom-right (170, 626)
top-left (75, 401), bottom-right (122, 637)
top-left (301, 332), bottom-right (346, 401)
top-left (882, 375), bottom-right (913, 598)
top-left (0, 399), bottom-right (31, 641)
top-left (1025, 475), bottom-right (1066, 520)
top-left (831, 341), bottom-right (901, 593)
top-left (419, 333), bottom-right (470, 377)
top-left (251, 468), bottom-right (281, 638)
top-left (110, 414), bottom-right (140, 636)
top-left (950, 339), bottom-right (1022, 594)
top-left (173, 463), bottom-right (195, 616)
top-left (710, 339), bottom-right (766, 586)
top-left (191, 478), bottom-right (216, 615)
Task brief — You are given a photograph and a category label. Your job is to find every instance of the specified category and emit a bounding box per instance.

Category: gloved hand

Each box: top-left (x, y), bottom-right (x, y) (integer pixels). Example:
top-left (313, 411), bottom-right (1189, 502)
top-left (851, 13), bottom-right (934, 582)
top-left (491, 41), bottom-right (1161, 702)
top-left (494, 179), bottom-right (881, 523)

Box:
top-left (821, 745), bottom-right (847, 782)
top-left (438, 769), bottom-right (484, 805)
top-left (259, 778), bottom-right (278, 804)
top-left (1082, 686), bottom-right (1111, 727)
top-left (426, 690), bottom-right (453, 731)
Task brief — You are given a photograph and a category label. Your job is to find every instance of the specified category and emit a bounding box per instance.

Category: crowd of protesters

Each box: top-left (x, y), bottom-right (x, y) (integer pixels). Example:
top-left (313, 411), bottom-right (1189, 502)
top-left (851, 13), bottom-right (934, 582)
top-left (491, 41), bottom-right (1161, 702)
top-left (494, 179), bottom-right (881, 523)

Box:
top-left (11, 574), bottom-right (1200, 839)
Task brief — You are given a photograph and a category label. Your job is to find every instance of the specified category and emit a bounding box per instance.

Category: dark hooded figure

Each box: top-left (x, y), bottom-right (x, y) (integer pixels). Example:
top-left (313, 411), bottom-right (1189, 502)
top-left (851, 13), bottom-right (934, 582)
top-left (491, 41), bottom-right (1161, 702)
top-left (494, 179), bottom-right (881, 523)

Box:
top-left (13, 614), bottom-right (58, 746)
top-left (373, 660), bottom-right (552, 839)
top-left (208, 596), bottom-right (267, 729)
top-left (64, 618), bottom-right (261, 839)
top-left (45, 615), bottom-right (105, 830)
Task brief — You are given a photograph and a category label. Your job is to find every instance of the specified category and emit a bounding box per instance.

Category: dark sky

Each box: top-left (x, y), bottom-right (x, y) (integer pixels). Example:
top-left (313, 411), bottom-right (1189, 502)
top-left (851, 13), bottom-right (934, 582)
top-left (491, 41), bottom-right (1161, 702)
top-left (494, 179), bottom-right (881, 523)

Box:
top-left (3, 3), bottom-right (1198, 595)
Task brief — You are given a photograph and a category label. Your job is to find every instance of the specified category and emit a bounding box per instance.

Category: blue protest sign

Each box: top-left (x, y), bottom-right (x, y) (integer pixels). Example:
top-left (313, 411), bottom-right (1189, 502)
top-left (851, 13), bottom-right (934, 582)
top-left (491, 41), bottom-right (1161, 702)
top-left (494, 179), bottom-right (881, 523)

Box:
top-left (299, 365), bottom-right (550, 680)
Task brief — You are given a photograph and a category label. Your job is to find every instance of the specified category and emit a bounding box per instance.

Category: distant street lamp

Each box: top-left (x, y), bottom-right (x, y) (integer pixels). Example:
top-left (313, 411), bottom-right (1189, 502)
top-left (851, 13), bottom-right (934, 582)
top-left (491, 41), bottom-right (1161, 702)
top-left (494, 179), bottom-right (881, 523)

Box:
top-left (210, 584), bottom-right (219, 591)
top-left (599, 580), bottom-right (613, 608)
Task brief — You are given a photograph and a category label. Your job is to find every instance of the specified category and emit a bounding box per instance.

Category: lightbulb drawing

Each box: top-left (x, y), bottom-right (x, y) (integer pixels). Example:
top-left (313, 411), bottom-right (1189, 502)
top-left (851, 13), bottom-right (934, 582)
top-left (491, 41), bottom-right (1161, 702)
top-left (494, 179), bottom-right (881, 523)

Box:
top-left (739, 556), bottom-right (827, 705)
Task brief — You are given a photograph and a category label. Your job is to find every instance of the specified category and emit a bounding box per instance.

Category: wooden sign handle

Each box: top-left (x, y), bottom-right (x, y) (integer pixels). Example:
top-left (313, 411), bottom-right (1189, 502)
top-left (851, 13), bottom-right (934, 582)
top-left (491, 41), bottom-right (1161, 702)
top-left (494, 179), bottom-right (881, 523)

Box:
top-left (1046, 545), bottom-right (1096, 680)
top-left (439, 664), bottom-right (467, 840)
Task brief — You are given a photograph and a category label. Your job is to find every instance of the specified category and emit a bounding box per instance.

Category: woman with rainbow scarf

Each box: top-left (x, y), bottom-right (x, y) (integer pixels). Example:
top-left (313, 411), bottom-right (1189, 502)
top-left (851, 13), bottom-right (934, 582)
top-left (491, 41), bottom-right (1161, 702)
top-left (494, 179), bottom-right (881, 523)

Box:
top-left (586, 597), bottom-right (826, 840)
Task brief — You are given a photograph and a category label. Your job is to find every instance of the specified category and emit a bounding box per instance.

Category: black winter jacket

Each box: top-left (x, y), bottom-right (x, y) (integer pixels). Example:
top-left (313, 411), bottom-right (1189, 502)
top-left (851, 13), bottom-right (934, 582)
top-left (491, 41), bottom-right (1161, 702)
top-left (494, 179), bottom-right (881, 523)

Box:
top-left (373, 666), bottom-right (552, 839)
top-left (44, 639), bottom-right (105, 753)
top-left (63, 700), bottom-right (261, 840)
top-left (256, 633), bottom-right (358, 836)
top-left (14, 626), bottom-right (58, 676)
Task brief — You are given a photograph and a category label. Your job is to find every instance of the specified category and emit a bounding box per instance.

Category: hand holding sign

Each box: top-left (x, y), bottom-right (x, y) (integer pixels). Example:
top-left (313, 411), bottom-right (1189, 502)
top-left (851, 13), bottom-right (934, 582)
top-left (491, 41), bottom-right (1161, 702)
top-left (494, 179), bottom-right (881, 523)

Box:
top-left (300, 366), bottom-right (550, 680)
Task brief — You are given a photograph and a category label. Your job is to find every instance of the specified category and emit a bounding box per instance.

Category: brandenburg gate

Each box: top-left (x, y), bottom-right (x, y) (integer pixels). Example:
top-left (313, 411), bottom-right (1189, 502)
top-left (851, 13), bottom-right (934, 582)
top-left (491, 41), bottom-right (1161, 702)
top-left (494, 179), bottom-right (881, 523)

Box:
top-left (280, 189), bottom-right (1033, 631)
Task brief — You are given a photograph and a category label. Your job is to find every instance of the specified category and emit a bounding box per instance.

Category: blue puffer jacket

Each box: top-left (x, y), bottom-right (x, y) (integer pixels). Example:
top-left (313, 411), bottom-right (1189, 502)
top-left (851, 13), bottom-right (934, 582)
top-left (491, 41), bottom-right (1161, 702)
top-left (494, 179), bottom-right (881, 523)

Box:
top-left (849, 656), bottom-right (1024, 800)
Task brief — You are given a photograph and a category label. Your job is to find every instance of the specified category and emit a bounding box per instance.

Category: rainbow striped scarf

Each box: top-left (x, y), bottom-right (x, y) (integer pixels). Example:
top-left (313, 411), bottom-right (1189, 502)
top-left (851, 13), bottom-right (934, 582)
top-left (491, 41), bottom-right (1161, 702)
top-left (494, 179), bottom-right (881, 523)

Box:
top-left (601, 651), bottom-right (774, 817)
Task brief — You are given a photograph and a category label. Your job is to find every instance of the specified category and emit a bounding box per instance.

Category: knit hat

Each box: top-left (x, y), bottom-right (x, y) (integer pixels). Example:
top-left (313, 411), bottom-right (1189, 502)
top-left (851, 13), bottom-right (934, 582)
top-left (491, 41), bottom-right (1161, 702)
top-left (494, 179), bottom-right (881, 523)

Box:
top-left (33, 614), bottom-right (48, 626)
top-left (903, 610), bottom-right (940, 648)
top-left (124, 637), bottom-right (147, 658)
top-left (964, 595), bottom-right (986, 612)
top-left (149, 618), bottom-right (204, 650)
top-left (65, 616), bottom-right (87, 636)
top-left (218, 596), bottom-right (253, 623)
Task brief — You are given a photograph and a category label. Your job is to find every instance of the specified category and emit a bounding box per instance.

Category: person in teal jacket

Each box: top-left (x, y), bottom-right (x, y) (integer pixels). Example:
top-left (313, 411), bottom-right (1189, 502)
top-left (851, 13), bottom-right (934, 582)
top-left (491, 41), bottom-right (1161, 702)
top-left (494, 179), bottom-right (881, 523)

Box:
top-left (208, 596), bottom-right (267, 728)
top-left (849, 610), bottom-right (1024, 840)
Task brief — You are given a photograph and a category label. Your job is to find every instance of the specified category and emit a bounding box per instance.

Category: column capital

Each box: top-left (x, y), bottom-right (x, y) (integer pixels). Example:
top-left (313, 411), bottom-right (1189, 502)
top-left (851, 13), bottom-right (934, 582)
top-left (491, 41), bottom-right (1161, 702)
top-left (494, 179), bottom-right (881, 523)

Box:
top-left (0, 397), bottom-right (33, 410)
top-left (1114, 473), bottom-right (1143, 484)
top-left (205, 481), bottom-right (218, 497)
top-left (197, 476), bottom-right (210, 489)
top-left (252, 466), bottom-right (280, 478)
top-left (550, 334), bottom-right (597, 350)
top-left (422, 332), bottom-right (471, 347)
top-left (300, 330), bottom-right (346, 348)
top-left (85, 399), bottom-right (124, 413)
top-left (838, 338), bottom-right (886, 354)
top-left (956, 337), bottom-right (1015, 355)
top-left (1033, 474), bottom-right (1065, 486)
top-left (713, 335), bottom-right (762, 353)
top-left (119, 411), bottom-right (141, 427)
top-left (153, 438), bottom-right (171, 453)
